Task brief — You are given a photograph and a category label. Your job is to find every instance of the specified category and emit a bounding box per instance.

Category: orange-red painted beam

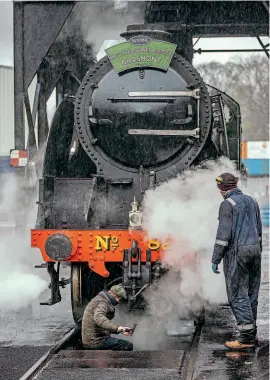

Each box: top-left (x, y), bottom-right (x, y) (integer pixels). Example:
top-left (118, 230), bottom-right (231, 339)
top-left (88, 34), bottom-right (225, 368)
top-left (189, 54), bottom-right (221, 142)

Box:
top-left (31, 229), bottom-right (170, 277)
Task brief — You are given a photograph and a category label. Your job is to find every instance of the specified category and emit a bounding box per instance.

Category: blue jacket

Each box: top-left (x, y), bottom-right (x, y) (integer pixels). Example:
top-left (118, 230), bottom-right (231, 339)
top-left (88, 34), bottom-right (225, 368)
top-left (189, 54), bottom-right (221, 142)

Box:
top-left (212, 188), bottom-right (262, 265)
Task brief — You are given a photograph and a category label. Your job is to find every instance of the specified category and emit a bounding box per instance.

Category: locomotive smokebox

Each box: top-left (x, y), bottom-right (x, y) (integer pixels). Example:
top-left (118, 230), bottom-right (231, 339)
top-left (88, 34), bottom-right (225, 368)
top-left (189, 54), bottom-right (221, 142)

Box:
top-left (75, 30), bottom-right (212, 175)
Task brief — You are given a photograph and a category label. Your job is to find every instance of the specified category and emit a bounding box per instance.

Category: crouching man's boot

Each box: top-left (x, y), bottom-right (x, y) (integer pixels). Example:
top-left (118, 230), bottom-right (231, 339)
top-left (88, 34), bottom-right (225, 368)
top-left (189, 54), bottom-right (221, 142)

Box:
top-left (225, 324), bottom-right (256, 350)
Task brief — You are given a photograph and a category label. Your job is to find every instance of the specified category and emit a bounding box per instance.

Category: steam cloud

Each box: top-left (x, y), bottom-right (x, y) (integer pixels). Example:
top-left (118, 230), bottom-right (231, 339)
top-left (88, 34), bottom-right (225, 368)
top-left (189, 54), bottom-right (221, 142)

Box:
top-left (113, 0), bottom-right (129, 12)
top-left (142, 157), bottom-right (240, 308)
top-left (0, 174), bottom-right (47, 311)
top-left (115, 157), bottom-right (243, 350)
top-left (129, 158), bottom-right (241, 347)
top-left (72, 1), bottom-right (144, 56)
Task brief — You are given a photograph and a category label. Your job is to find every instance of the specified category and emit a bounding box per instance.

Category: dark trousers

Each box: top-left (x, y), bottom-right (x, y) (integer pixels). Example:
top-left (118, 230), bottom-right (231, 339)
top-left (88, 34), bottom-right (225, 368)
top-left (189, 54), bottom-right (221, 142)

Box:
top-left (86, 336), bottom-right (133, 351)
top-left (223, 244), bottom-right (261, 343)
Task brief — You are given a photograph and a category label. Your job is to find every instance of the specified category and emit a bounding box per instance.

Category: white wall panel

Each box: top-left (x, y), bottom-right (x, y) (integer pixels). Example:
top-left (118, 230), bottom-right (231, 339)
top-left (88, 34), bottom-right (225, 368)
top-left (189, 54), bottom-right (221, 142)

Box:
top-left (0, 66), bottom-right (14, 156)
top-left (247, 141), bottom-right (270, 159)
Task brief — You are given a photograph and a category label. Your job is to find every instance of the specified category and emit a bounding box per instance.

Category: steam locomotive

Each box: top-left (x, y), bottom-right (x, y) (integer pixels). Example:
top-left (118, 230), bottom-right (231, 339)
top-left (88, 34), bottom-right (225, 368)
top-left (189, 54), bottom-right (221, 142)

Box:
top-left (32, 30), bottom-right (242, 324)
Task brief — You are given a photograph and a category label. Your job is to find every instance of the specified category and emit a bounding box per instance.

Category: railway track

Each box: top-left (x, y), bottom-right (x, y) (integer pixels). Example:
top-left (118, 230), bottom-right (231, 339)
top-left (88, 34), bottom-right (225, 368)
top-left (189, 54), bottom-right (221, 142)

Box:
top-left (19, 322), bottom-right (202, 380)
top-left (17, 303), bottom-right (269, 380)
top-left (19, 327), bottom-right (79, 380)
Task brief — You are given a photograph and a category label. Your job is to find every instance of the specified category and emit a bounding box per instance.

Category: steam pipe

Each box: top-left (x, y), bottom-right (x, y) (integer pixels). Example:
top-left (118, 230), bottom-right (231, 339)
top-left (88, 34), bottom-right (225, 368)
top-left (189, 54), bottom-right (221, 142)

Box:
top-left (130, 284), bottom-right (149, 302)
top-left (128, 249), bottom-right (132, 279)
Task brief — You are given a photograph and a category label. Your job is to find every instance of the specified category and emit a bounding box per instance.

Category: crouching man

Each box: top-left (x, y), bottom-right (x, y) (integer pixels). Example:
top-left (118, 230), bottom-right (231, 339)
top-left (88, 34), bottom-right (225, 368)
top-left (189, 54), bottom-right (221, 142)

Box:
top-left (82, 284), bottom-right (133, 351)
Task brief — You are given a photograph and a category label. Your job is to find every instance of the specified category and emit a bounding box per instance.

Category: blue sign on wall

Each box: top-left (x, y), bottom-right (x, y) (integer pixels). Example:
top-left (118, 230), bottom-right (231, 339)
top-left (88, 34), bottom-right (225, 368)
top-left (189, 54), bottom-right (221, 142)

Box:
top-left (242, 159), bottom-right (270, 177)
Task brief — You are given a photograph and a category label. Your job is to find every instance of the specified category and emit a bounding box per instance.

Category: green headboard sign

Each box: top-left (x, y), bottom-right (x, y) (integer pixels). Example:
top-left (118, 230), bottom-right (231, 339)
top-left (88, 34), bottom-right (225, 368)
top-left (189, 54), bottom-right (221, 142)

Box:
top-left (105, 36), bottom-right (177, 74)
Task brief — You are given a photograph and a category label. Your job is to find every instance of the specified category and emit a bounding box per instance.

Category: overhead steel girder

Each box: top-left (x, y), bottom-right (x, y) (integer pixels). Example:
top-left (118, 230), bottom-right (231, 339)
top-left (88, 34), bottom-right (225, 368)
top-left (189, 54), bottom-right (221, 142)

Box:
top-left (14, 1), bottom-right (75, 93)
top-left (13, 0), bottom-right (269, 151)
top-left (14, 1), bottom-right (75, 150)
top-left (144, 1), bottom-right (269, 37)
top-left (14, 0), bottom-right (269, 95)
top-left (127, 22), bottom-right (269, 38)
top-left (13, 0), bottom-right (269, 92)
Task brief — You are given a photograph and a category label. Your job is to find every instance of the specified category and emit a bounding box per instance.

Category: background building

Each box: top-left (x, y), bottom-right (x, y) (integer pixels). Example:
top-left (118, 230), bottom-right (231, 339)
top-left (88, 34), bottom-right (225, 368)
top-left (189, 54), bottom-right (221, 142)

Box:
top-left (0, 65), bottom-right (14, 173)
top-left (242, 141), bottom-right (270, 177)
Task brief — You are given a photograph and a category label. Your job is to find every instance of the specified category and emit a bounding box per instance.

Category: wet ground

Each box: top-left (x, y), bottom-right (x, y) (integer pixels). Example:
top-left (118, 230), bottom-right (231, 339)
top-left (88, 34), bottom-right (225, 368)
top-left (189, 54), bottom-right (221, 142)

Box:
top-left (193, 244), bottom-right (269, 380)
top-left (193, 306), bottom-right (269, 380)
top-left (0, 177), bottom-right (268, 379)
top-left (34, 350), bottom-right (186, 380)
top-left (1, 245), bottom-right (268, 380)
top-left (0, 346), bottom-right (49, 380)
top-left (0, 267), bottom-right (74, 347)
top-left (30, 268), bottom-right (269, 380)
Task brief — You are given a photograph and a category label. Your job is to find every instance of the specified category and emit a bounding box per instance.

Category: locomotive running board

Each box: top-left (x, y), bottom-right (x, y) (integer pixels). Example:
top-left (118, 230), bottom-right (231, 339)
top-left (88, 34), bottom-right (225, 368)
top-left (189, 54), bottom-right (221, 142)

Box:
top-left (128, 90), bottom-right (200, 99)
top-left (128, 128), bottom-right (200, 137)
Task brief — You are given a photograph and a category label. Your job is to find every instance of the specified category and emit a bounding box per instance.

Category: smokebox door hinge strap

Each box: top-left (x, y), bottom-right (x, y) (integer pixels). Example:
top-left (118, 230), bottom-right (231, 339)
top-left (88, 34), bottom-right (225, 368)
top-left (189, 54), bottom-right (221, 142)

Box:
top-left (128, 128), bottom-right (200, 138)
top-left (128, 90), bottom-right (200, 99)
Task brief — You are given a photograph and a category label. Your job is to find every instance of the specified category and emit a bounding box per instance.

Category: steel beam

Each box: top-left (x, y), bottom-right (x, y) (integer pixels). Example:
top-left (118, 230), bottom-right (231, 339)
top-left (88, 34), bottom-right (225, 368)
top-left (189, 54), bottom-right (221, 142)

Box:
top-left (127, 23), bottom-right (269, 38)
top-left (13, 1), bottom-right (75, 152)
top-left (257, 36), bottom-right (270, 58)
top-left (17, 1), bottom-right (76, 91)
top-left (14, 2), bottom-right (25, 150)
top-left (24, 91), bottom-right (38, 160)
top-left (195, 48), bottom-right (269, 54)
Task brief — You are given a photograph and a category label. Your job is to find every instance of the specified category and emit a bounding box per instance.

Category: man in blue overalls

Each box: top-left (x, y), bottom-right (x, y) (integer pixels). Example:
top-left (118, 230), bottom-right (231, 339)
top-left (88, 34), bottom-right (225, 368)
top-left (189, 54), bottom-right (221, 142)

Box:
top-left (211, 173), bottom-right (262, 349)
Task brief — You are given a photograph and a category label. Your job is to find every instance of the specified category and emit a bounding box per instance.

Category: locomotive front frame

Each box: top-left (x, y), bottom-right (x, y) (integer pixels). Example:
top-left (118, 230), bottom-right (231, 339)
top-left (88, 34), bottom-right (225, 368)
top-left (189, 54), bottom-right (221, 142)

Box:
top-left (32, 229), bottom-right (168, 278)
top-left (31, 29), bottom-right (242, 323)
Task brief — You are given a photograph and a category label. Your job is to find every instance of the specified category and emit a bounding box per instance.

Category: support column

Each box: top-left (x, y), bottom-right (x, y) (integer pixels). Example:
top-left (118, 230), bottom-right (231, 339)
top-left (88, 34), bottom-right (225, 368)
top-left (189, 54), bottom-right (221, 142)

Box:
top-left (14, 2), bottom-right (25, 150)
top-left (173, 32), bottom-right (194, 63)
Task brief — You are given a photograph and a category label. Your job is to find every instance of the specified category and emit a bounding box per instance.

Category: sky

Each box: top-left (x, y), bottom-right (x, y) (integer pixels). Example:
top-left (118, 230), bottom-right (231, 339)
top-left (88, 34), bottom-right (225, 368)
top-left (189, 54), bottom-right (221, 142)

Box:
top-left (0, 1), bottom-right (268, 67)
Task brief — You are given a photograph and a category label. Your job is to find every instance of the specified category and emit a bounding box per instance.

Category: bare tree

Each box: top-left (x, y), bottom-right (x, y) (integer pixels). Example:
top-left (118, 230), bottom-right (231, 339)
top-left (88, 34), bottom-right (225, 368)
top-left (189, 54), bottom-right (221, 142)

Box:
top-left (196, 55), bottom-right (269, 141)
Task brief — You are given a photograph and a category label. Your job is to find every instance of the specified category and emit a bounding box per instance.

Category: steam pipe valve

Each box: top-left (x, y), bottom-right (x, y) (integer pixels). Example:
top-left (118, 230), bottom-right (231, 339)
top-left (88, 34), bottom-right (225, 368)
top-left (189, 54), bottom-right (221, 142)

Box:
top-left (129, 196), bottom-right (142, 229)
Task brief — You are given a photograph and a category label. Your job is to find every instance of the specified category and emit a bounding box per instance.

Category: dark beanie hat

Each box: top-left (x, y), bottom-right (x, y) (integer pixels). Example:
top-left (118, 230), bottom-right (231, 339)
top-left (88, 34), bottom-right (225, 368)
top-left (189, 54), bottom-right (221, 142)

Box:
top-left (216, 173), bottom-right (239, 191)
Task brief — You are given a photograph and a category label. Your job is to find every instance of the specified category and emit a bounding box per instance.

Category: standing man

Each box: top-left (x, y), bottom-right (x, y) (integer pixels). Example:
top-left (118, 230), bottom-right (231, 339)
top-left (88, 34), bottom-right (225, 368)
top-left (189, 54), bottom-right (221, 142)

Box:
top-left (82, 284), bottom-right (134, 350)
top-left (211, 173), bottom-right (262, 349)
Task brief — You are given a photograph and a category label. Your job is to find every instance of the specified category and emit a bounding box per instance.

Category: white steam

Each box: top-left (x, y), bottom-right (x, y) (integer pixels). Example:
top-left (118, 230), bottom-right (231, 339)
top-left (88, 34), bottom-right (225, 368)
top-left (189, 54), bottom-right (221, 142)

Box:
top-left (0, 174), bottom-right (47, 311)
top-left (116, 158), bottom-right (242, 350)
top-left (142, 157), bottom-right (240, 312)
top-left (0, 238), bottom-right (47, 310)
top-left (73, 1), bottom-right (144, 57)
top-left (113, 0), bottom-right (128, 12)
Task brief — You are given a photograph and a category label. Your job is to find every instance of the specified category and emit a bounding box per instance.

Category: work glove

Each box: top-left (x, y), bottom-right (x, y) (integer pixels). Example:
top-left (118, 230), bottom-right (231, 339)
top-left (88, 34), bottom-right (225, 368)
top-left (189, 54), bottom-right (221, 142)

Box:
top-left (117, 326), bottom-right (133, 336)
top-left (212, 263), bottom-right (220, 274)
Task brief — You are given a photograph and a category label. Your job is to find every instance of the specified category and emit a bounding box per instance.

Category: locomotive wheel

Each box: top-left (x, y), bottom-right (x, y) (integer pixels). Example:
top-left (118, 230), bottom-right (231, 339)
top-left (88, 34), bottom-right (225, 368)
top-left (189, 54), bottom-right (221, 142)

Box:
top-left (71, 263), bottom-right (105, 326)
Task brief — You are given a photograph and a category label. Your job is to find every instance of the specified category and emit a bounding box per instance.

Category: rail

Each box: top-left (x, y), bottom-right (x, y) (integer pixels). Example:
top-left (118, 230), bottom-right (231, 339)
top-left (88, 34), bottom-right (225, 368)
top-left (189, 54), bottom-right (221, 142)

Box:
top-left (18, 319), bottom-right (204, 380)
top-left (19, 327), bottom-right (77, 380)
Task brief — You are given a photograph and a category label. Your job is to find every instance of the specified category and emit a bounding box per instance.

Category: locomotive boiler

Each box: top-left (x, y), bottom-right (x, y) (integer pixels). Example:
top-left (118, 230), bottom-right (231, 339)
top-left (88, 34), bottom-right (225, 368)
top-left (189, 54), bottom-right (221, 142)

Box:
top-left (31, 30), bottom-right (242, 324)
